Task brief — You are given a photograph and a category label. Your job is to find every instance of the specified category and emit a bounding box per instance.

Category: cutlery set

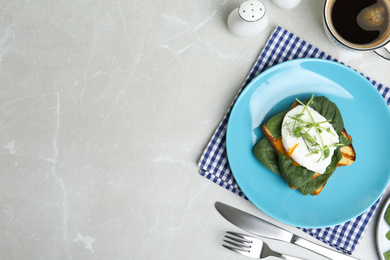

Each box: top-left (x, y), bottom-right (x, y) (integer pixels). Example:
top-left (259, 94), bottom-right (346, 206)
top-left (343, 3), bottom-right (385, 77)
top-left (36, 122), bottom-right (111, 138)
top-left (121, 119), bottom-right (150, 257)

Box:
top-left (215, 202), bottom-right (359, 260)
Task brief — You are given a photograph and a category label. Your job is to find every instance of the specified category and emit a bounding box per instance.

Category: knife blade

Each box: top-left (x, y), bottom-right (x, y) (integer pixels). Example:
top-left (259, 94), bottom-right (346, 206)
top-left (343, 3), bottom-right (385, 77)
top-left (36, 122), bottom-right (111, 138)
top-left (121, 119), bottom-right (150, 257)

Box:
top-left (215, 202), bottom-right (359, 260)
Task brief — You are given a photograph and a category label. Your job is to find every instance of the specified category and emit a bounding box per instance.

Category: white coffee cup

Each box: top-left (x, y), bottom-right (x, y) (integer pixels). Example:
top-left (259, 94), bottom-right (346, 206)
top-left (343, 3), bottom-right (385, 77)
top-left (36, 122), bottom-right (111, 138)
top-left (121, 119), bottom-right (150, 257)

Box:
top-left (323, 0), bottom-right (390, 60)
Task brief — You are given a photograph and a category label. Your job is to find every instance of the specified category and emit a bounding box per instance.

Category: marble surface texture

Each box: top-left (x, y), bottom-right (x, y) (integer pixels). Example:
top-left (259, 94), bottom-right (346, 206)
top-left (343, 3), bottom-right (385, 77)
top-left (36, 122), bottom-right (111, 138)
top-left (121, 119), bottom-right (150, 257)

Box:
top-left (1, 0), bottom-right (389, 259)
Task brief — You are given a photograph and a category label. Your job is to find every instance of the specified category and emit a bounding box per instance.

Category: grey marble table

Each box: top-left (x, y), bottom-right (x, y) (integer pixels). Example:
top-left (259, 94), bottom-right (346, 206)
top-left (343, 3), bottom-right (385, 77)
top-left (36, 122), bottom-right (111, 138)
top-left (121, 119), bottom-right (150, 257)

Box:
top-left (1, 0), bottom-right (389, 259)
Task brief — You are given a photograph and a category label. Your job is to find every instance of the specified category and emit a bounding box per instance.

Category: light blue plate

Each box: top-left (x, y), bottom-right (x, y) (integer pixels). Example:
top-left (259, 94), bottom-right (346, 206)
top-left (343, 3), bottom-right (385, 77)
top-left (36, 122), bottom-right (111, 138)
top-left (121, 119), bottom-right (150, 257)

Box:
top-left (226, 58), bottom-right (390, 228)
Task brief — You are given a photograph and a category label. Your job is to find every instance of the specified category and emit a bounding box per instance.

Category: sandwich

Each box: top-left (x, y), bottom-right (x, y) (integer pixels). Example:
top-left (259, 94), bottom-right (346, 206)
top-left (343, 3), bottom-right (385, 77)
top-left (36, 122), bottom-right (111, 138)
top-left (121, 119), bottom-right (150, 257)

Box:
top-left (253, 95), bottom-right (356, 196)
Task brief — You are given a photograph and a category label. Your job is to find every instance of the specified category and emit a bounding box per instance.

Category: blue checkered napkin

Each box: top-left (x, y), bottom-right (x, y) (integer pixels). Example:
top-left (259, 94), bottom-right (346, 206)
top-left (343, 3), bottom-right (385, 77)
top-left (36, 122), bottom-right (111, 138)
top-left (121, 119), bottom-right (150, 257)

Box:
top-left (198, 26), bottom-right (390, 254)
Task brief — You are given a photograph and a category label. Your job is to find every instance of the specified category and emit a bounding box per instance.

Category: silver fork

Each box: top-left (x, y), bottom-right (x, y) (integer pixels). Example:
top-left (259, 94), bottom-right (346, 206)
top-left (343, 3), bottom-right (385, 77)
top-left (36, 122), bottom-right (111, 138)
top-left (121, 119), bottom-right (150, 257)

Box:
top-left (223, 231), bottom-right (304, 260)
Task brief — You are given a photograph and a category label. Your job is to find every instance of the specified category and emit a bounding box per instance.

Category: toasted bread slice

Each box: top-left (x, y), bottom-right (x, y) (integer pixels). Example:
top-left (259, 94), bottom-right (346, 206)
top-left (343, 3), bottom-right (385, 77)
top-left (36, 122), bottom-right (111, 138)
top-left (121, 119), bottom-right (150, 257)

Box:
top-left (338, 130), bottom-right (356, 166)
top-left (262, 122), bottom-right (355, 196)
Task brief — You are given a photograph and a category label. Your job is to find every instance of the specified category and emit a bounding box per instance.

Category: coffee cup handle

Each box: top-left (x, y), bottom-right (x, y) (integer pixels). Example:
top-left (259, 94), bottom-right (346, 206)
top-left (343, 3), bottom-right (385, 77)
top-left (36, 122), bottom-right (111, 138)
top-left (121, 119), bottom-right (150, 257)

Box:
top-left (374, 43), bottom-right (390, 60)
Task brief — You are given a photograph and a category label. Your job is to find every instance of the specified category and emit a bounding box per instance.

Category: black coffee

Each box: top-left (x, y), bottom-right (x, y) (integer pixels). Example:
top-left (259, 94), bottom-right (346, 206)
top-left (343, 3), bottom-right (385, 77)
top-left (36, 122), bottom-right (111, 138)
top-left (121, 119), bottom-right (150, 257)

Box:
top-left (331, 0), bottom-right (389, 45)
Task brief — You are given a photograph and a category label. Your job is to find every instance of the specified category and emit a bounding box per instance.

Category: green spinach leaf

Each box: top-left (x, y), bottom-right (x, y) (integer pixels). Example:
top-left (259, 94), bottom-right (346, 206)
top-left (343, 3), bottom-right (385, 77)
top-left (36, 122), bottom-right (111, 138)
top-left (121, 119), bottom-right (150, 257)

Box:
top-left (253, 138), bottom-right (281, 175)
top-left (305, 96), bottom-right (344, 134)
top-left (325, 148), bottom-right (342, 173)
top-left (278, 153), bottom-right (315, 189)
top-left (386, 230), bottom-right (390, 241)
top-left (385, 204), bottom-right (390, 226)
top-left (298, 148), bottom-right (341, 195)
top-left (266, 111), bottom-right (287, 138)
top-left (298, 171), bottom-right (333, 195)
top-left (339, 133), bottom-right (352, 146)
top-left (384, 250), bottom-right (390, 260)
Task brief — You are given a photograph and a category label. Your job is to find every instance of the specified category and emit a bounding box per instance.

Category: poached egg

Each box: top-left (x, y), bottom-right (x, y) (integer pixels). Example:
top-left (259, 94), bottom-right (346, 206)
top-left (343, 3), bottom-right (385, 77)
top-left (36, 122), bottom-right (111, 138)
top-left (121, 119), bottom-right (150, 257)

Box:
top-left (281, 104), bottom-right (339, 174)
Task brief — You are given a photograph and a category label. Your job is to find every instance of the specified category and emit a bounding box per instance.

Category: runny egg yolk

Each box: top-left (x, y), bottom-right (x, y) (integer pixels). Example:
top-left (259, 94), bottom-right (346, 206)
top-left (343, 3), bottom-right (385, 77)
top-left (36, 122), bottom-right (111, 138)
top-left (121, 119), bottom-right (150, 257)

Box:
top-left (273, 137), bottom-right (300, 167)
top-left (287, 143), bottom-right (299, 156)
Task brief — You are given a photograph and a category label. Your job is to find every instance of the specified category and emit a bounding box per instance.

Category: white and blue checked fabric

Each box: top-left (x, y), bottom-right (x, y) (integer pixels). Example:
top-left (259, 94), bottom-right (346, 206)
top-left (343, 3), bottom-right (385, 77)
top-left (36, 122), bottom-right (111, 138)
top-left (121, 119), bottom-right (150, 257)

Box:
top-left (198, 26), bottom-right (389, 255)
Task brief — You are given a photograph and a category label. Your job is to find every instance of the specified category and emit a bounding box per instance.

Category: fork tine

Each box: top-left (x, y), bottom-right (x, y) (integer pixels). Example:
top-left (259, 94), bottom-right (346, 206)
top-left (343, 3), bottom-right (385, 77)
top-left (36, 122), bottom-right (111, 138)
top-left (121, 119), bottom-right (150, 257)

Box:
top-left (222, 244), bottom-right (252, 258)
top-left (223, 231), bottom-right (261, 259)
top-left (223, 237), bottom-right (250, 249)
top-left (224, 235), bottom-right (251, 248)
top-left (227, 231), bottom-right (255, 242)
top-left (223, 231), bottom-right (254, 258)
top-left (226, 231), bottom-right (252, 242)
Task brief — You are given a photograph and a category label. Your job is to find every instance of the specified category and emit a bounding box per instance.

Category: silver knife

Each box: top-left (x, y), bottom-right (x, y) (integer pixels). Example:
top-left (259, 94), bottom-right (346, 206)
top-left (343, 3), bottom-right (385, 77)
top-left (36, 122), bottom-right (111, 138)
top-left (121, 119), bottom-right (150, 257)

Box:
top-left (215, 202), bottom-right (359, 260)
